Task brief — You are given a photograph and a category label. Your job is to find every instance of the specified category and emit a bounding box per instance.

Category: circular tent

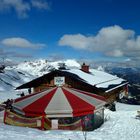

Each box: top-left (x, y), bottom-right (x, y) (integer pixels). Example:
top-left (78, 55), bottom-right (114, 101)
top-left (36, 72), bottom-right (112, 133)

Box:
top-left (12, 87), bottom-right (106, 118)
top-left (4, 87), bottom-right (106, 130)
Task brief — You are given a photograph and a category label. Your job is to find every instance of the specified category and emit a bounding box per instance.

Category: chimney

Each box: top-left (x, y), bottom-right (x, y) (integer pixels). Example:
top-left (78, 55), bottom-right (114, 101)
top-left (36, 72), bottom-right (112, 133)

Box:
top-left (81, 63), bottom-right (89, 73)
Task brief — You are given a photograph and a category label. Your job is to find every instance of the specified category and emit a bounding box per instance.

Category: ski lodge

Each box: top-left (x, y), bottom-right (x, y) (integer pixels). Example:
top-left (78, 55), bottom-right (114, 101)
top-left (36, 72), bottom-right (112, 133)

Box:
top-left (16, 63), bottom-right (128, 103)
top-left (3, 63), bottom-right (128, 131)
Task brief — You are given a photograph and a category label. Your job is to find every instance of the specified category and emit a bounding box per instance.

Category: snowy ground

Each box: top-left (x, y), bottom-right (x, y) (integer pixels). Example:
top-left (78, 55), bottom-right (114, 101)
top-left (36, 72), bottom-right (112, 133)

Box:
top-left (0, 103), bottom-right (140, 140)
top-left (0, 90), bottom-right (18, 103)
top-left (0, 90), bottom-right (29, 103)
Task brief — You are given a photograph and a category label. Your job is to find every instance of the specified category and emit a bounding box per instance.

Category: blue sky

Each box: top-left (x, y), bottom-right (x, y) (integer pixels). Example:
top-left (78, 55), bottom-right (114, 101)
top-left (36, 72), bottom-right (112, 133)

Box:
top-left (0, 0), bottom-right (140, 65)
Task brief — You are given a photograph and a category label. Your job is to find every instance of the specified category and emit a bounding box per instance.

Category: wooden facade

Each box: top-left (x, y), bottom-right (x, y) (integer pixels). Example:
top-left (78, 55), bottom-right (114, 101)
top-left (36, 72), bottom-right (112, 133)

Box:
top-left (103, 87), bottom-right (124, 103)
top-left (33, 75), bottom-right (102, 94)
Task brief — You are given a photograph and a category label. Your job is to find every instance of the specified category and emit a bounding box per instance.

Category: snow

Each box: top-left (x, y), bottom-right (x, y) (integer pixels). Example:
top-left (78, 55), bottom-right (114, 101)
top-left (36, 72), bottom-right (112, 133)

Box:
top-left (0, 63), bottom-right (138, 140)
top-left (9, 59), bottom-right (80, 77)
top-left (0, 69), bottom-right (35, 92)
top-left (1, 59), bottom-right (126, 91)
top-left (65, 69), bottom-right (125, 88)
top-left (1, 59), bottom-right (136, 139)
top-left (0, 90), bottom-right (20, 103)
top-left (0, 59), bottom-right (139, 139)
top-left (1, 58), bottom-right (126, 100)
top-left (0, 102), bottom-right (140, 140)
top-left (97, 66), bottom-right (104, 71)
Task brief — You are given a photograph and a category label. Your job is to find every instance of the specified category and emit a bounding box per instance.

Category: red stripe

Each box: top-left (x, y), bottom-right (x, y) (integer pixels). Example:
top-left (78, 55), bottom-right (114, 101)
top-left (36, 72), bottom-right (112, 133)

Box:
top-left (62, 88), bottom-right (95, 117)
top-left (22, 87), bottom-right (57, 117)
top-left (71, 88), bottom-right (106, 101)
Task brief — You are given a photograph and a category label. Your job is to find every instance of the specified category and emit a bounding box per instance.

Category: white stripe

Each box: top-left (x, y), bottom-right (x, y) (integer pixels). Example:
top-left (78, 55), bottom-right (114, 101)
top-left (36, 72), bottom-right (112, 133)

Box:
top-left (47, 114), bottom-right (73, 118)
top-left (12, 107), bottom-right (25, 116)
top-left (45, 87), bottom-right (73, 115)
top-left (12, 87), bottom-right (56, 110)
top-left (63, 87), bottom-right (106, 109)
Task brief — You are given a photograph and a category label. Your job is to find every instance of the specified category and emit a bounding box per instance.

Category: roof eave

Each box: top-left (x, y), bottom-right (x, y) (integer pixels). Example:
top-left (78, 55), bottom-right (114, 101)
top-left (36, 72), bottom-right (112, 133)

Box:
top-left (105, 82), bottom-right (129, 93)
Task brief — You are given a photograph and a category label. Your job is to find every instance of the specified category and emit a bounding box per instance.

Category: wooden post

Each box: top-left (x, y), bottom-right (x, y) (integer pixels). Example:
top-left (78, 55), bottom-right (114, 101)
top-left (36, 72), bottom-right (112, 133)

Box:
top-left (41, 116), bottom-right (45, 130)
top-left (3, 109), bottom-right (7, 124)
top-left (102, 108), bottom-right (104, 123)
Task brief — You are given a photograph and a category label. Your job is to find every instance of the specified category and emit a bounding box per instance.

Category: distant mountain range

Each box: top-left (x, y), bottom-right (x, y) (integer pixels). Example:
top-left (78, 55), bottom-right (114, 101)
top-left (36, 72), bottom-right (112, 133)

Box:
top-left (105, 67), bottom-right (140, 96)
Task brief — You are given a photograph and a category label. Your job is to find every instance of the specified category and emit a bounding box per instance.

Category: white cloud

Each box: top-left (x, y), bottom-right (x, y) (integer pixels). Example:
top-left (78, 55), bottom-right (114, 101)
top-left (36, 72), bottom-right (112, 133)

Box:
top-left (58, 25), bottom-right (140, 59)
top-left (31, 0), bottom-right (50, 10)
top-left (0, 0), bottom-right (50, 18)
top-left (59, 34), bottom-right (92, 50)
top-left (0, 0), bottom-right (30, 18)
top-left (1, 37), bottom-right (46, 49)
top-left (105, 49), bottom-right (123, 57)
top-left (0, 48), bottom-right (33, 62)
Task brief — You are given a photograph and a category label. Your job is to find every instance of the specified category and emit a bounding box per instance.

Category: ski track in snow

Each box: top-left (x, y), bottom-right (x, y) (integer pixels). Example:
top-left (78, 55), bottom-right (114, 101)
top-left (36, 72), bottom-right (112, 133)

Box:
top-left (0, 103), bottom-right (140, 140)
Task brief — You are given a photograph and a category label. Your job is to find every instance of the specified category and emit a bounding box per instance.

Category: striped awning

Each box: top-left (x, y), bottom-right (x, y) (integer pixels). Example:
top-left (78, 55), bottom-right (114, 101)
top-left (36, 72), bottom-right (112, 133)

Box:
top-left (12, 87), bottom-right (106, 118)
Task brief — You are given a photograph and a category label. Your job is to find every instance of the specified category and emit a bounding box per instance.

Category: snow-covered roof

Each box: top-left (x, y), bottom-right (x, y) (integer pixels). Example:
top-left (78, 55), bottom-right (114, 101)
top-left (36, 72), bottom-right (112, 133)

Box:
top-left (16, 68), bottom-right (127, 92)
top-left (63, 69), bottom-right (126, 89)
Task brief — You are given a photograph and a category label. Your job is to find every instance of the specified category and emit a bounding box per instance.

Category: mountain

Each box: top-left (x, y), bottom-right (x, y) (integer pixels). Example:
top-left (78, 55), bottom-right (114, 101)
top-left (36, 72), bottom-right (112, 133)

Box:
top-left (0, 69), bottom-right (35, 91)
top-left (105, 67), bottom-right (140, 96)
top-left (0, 59), bottom-right (81, 102)
top-left (9, 59), bottom-right (81, 77)
top-left (0, 59), bottom-right (81, 92)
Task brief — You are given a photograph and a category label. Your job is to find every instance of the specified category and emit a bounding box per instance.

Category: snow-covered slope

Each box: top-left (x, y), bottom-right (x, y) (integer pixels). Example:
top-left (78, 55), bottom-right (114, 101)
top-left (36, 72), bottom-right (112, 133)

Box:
top-left (0, 102), bottom-right (140, 140)
top-left (0, 68), bottom-right (36, 102)
top-left (10, 59), bottom-right (80, 77)
top-left (0, 69), bottom-right (35, 91)
top-left (0, 59), bottom-right (80, 101)
top-left (0, 59), bottom-right (80, 92)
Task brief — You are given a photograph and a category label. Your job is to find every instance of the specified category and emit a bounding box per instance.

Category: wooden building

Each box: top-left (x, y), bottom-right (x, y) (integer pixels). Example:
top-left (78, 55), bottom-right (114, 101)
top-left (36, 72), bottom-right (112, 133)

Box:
top-left (16, 63), bottom-right (128, 103)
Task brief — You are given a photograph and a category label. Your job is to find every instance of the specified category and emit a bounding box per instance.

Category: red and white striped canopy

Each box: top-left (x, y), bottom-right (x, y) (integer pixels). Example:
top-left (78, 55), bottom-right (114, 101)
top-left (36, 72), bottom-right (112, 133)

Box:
top-left (13, 87), bottom-right (106, 118)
